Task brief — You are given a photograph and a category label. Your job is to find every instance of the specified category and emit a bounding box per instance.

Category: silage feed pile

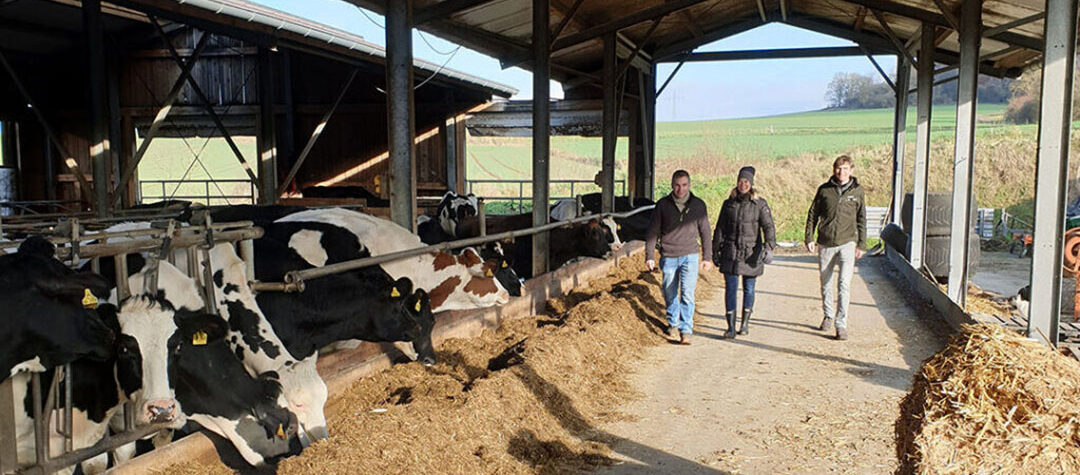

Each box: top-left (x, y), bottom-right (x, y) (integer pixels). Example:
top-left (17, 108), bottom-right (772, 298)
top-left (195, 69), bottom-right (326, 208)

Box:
top-left (898, 324), bottom-right (1080, 475)
top-left (167, 257), bottom-right (667, 475)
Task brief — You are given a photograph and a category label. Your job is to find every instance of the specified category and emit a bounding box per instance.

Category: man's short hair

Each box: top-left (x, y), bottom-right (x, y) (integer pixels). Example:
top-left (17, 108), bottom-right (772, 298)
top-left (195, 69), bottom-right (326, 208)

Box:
top-left (833, 155), bottom-right (854, 168)
top-left (671, 170), bottom-right (690, 182)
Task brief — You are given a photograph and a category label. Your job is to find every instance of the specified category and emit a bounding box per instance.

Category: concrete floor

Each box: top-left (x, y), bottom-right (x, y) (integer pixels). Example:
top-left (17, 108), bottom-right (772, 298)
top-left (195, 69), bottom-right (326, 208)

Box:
top-left (594, 254), bottom-right (950, 474)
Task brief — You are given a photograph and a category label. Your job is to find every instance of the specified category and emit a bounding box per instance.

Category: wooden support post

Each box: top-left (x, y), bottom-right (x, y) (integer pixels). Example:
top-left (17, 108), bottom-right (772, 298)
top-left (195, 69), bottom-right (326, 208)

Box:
top-left (256, 47), bottom-right (278, 204)
top-left (84, 0), bottom-right (110, 216)
top-left (946, 0), bottom-right (982, 306)
top-left (1028, 0), bottom-right (1078, 347)
top-left (891, 55), bottom-right (910, 225)
top-left (601, 32), bottom-right (617, 213)
top-left (532, 0), bottom-right (551, 277)
top-left (640, 64), bottom-right (656, 200)
top-left (386, 0), bottom-right (417, 231)
top-left (910, 24), bottom-right (935, 268)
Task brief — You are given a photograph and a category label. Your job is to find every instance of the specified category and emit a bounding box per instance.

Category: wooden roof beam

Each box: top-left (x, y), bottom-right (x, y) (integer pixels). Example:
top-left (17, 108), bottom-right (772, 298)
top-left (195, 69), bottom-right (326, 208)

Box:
top-left (984, 12), bottom-right (1044, 37)
top-left (853, 6), bottom-right (868, 30)
top-left (870, 10), bottom-right (917, 66)
top-left (838, 0), bottom-right (1042, 51)
top-left (415, 0), bottom-right (495, 25)
top-left (930, 0), bottom-right (960, 31)
top-left (755, 0), bottom-right (768, 22)
top-left (550, 0), bottom-right (586, 44)
top-left (653, 17), bottom-right (763, 60)
top-left (658, 46), bottom-right (892, 62)
top-left (780, 0), bottom-right (789, 22)
top-left (551, 0), bottom-right (711, 51)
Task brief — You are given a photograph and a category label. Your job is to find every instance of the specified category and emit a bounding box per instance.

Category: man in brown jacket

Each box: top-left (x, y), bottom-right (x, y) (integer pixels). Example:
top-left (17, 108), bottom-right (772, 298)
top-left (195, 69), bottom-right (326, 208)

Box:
top-left (646, 170), bottom-right (713, 345)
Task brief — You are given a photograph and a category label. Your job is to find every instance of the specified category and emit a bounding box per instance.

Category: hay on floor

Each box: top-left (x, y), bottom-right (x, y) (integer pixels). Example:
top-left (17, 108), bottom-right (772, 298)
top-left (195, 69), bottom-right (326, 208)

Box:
top-left (898, 323), bottom-right (1080, 475)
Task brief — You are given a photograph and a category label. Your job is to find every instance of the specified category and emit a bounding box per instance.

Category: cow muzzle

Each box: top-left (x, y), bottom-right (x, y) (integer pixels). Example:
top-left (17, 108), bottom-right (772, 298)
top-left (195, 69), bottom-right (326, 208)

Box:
top-left (144, 400), bottom-right (178, 423)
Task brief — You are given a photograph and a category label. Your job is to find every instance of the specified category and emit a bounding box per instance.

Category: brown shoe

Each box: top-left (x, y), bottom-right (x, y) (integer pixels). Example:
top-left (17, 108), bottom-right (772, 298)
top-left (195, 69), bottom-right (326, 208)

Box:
top-left (820, 317), bottom-right (834, 332)
top-left (679, 333), bottom-right (692, 345)
top-left (836, 327), bottom-right (848, 341)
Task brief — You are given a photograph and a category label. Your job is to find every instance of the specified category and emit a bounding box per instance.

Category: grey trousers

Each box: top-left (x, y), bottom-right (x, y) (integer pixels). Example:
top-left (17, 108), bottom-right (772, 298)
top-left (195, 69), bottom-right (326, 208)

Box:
top-left (818, 242), bottom-right (856, 329)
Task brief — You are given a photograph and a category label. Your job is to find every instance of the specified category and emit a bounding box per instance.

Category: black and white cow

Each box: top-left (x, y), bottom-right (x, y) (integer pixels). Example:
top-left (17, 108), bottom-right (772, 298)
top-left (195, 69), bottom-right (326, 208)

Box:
top-left (1, 237), bottom-right (115, 379)
top-left (277, 208), bottom-right (513, 312)
top-left (417, 191), bottom-right (478, 244)
top-left (85, 221), bottom-right (330, 444)
top-left (252, 220), bottom-right (437, 365)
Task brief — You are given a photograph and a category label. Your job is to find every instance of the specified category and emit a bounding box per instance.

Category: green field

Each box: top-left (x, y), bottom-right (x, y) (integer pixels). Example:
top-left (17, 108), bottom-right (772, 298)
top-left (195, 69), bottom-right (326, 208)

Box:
top-left (467, 104), bottom-right (1063, 241)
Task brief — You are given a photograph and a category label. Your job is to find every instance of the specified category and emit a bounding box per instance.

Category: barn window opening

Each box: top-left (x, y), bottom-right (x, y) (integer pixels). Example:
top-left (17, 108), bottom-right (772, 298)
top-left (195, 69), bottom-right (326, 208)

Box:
top-left (134, 135), bottom-right (258, 207)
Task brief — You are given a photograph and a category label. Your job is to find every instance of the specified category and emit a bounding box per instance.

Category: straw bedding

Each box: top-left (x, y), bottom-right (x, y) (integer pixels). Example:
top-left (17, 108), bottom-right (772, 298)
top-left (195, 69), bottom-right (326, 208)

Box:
top-left (897, 323), bottom-right (1080, 475)
top-left (162, 257), bottom-right (667, 474)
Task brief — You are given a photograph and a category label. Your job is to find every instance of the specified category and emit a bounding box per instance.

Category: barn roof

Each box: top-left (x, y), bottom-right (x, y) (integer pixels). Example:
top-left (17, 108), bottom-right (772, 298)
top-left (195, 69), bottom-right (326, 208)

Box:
top-left (342, 0), bottom-right (1045, 91)
top-left (0, 0), bottom-right (518, 97)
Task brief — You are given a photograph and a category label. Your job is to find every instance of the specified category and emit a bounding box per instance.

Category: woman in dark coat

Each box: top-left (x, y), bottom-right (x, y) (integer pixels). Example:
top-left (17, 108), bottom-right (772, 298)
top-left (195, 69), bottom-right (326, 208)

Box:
top-left (712, 166), bottom-right (777, 339)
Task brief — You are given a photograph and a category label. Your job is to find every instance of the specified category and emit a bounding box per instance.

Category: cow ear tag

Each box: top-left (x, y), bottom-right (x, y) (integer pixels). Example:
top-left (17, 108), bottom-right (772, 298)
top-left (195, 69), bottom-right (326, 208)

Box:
top-left (192, 331), bottom-right (208, 346)
top-left (276, 424), bottom-right (286, 439)
top-left (414, 300), bottom-right (422, 312)
top-left (501, 261), bottom-right (508, 269)
top-left (617, 224), bottom-right (622, 230)
top-left (390, 286), bottom-right (401, 298)
top-left (82, 289), bottom-right (99, 309)
top-left (485, 269), bottom-right (494, 278)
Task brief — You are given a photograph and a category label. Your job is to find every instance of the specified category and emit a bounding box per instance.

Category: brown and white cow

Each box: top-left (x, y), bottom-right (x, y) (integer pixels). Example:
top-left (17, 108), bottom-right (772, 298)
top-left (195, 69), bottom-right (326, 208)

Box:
top-left (277, 208), bottom-right (511, 312)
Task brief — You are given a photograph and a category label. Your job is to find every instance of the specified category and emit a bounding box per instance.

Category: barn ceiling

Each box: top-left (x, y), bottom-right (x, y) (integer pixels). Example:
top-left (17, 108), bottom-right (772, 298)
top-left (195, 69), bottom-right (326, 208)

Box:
top-left (344, 0), bottom-right (1047, 91)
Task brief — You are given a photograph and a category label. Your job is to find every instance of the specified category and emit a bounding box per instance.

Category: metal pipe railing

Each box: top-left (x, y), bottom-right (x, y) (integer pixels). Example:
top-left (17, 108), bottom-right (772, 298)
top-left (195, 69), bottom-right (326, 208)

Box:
top-left (276, 205), bottom-right (654, 289)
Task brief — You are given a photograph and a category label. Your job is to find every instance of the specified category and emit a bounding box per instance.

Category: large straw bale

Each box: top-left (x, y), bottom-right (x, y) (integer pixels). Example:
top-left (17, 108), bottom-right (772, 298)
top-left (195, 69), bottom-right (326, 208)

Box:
top-left (898, 324), bottom-right (1080, 474)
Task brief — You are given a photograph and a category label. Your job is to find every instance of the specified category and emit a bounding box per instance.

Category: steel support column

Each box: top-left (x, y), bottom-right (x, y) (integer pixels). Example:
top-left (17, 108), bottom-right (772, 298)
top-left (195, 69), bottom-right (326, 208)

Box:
top-left (910, 24), bottom-right (935, 268)
top-left (387, 0), bottom-right (417, 231)
top-left (84, 0), bottom-right (110, 215)
top-left (891, 55), bottom-right (910, 226)
top-left (256, 47), bottom-right (278, 204)
top-left (947, 0), bottom-right (982, 306)
top-left (601, 32), bottom-right (617, 213)
top-left (1027, 0), bottom-right (1078, 346)
top-left (532, 0), bottom-right (551, 277)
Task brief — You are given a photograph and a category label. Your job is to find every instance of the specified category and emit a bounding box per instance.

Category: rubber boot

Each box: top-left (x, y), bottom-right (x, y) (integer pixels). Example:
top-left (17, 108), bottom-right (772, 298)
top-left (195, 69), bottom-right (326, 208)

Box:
top-left (738, 308), bottom-right (752, 335)
top-left (724, 311), bottom-right (737, 339)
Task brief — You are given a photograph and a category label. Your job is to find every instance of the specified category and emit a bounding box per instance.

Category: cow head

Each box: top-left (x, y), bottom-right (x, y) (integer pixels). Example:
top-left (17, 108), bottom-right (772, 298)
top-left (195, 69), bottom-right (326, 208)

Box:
top-left (475, 242), bottom-right (522, 297)
top-left (114, 296), bottom-right (223, 428)
top-left (600, 217), bottom-right (624, 251)
top-left (580, 219), bottom-right (614, 258)
top-left (436, 192), bottom-right (478, 237)
top-left (1, 237), bottom-right (116, 377)
top-left (405, 289), bottom-right (436, 366)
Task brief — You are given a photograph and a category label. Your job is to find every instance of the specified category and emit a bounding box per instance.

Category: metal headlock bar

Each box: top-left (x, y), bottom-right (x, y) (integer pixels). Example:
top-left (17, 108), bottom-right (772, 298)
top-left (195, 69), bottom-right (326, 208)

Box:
top-left (270, 205), bottom-right (656, 291)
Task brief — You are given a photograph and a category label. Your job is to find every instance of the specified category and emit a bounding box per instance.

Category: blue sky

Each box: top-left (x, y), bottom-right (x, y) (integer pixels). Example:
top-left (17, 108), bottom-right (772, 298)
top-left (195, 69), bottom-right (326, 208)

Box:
top-left (252, 0), bottom-right (898, 122)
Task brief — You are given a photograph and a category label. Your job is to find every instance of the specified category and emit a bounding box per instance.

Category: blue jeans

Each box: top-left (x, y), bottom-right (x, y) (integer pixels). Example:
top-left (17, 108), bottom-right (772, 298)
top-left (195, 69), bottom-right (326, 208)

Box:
top-left (660, 254), bottom-right (699, 335)
top-left (724, 274), bottom-right (757, 313)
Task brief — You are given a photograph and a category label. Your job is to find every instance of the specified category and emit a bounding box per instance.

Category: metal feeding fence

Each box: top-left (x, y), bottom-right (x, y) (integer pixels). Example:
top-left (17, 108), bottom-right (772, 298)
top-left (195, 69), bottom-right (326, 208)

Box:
top-left (466, 179), bottom-right (625, 212)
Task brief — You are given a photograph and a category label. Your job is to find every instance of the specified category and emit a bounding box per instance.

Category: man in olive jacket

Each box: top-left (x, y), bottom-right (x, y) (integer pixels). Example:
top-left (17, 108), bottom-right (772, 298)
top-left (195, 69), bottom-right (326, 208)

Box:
top-left (805, 155), bottom-right (866, 341)
top-left (646, 170), bottom-right (713, 345)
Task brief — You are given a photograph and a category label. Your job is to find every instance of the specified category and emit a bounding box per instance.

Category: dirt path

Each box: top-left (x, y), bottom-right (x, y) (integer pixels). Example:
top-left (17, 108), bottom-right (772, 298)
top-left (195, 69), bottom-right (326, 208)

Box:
top-left (595, 254), bottom-right (951, 474)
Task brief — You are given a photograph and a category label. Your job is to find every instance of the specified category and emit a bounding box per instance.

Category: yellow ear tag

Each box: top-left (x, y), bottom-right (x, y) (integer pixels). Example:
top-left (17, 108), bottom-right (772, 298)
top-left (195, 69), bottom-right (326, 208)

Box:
top-left (617, 224), bottom-right (622, 230)
top-left (414, 300), bottom-right (422, 312)
top-left (276, 424), bottom-right (286, 439)
top-left (192, 331), bottom-right (208, 346)
top-left (390, 286), bottom-right (401, 298)
top-left (82, 289), bottom-right (99, 309)
top-left (485, 269), bottom-right (494, 278)
top-left (501, 261), bottom-right (508, 269)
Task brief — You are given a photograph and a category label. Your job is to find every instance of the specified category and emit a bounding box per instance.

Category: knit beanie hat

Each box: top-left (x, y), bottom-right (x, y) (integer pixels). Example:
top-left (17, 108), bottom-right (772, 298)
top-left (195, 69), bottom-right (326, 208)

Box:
top-left (737, 166), bottom-right (755, 186)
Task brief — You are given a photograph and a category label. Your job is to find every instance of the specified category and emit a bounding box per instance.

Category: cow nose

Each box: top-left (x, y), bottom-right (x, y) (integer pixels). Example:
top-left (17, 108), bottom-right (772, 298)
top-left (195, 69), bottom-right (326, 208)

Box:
top-left (421, 356), bottom-right (436, 367)
top-left (145, 400), bottom-right (177, 422)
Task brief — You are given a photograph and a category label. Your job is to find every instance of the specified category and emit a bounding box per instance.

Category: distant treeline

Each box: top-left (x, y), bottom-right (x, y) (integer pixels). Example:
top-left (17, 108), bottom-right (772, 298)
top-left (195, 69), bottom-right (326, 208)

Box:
top-left (824, 72), bottom-right (1012, 110)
